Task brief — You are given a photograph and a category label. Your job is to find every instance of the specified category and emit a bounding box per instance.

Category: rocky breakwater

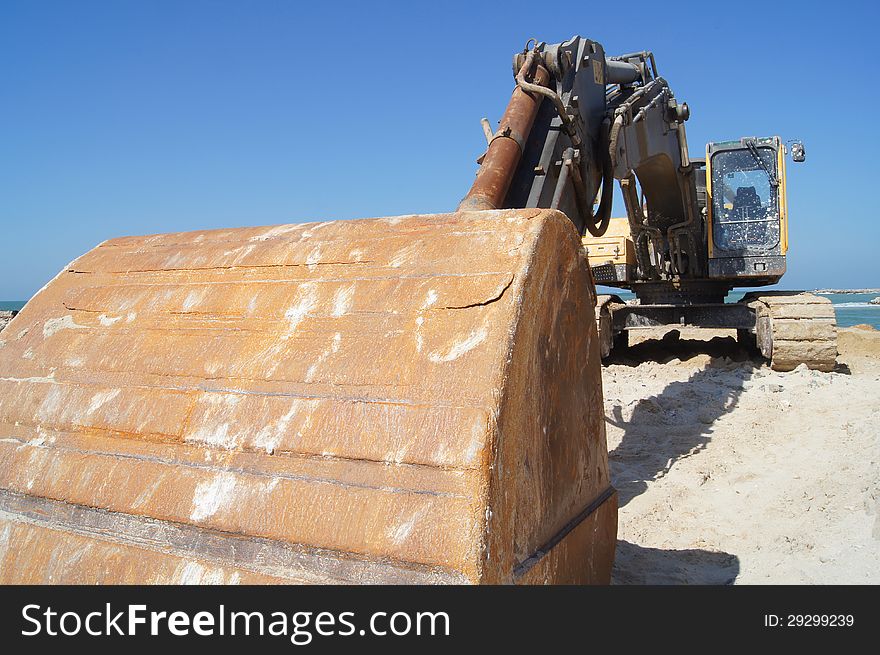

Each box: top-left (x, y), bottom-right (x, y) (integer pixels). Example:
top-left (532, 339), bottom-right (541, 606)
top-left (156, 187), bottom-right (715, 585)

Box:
top-left (0, 311), bottom-right (17, 332)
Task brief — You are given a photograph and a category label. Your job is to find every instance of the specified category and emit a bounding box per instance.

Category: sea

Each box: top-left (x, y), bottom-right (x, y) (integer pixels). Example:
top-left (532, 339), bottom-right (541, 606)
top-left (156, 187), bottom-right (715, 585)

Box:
top-left (813, 293), bottom-right (880, 329)
top-left (2, 291), bottom-right (879, 329)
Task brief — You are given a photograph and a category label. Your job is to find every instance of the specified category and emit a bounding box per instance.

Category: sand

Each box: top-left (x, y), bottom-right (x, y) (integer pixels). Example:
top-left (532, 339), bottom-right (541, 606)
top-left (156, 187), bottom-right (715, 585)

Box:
top-left (606, 326), bottom-right (880, 584)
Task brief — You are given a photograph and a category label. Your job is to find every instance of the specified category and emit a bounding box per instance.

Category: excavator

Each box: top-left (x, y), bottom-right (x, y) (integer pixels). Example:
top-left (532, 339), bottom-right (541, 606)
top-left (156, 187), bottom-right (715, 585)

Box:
top-left (0, 36), bottom-right (832, 585)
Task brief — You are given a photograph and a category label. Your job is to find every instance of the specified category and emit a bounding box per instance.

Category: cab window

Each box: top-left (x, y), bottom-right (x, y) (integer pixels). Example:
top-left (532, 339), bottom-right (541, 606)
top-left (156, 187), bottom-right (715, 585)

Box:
top-left (711, 147), bottom-right (780, 251)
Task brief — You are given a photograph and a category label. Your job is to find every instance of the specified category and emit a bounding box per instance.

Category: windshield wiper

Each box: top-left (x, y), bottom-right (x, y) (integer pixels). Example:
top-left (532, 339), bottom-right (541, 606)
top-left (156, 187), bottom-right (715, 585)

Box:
top-left (746, 140), bottom-right (778, 187)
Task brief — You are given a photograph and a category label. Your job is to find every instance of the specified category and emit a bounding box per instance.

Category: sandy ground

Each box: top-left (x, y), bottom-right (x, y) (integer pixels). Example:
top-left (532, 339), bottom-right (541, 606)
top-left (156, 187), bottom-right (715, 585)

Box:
top-left (605, 326), bottom-right (880, 584)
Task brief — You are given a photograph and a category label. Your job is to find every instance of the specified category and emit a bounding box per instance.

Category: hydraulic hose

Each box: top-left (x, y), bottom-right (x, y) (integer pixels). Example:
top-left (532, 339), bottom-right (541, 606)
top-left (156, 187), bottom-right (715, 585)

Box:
top-left (585, 118), bottom-right (614, 237)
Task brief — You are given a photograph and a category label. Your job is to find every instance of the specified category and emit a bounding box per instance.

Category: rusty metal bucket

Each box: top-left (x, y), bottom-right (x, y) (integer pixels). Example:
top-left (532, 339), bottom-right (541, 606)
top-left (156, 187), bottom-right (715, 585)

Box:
top-left (0, 208), bottom-right (616, 584)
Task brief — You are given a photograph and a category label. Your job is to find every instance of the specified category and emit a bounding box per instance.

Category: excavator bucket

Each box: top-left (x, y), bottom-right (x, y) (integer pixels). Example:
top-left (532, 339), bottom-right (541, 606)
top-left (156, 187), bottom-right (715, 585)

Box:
top-left (0, 208), bottom-right (616, 584)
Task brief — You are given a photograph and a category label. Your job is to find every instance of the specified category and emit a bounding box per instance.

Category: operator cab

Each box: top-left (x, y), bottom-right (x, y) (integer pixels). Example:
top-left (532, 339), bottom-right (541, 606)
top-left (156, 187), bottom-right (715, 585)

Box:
top-left (705, 136), bottom-right (803, 284)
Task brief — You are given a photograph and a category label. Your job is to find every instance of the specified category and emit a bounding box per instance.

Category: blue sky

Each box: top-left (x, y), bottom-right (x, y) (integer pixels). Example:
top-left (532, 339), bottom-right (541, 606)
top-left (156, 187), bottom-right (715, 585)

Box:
top-left (1, 0), bottom-right (877, 298)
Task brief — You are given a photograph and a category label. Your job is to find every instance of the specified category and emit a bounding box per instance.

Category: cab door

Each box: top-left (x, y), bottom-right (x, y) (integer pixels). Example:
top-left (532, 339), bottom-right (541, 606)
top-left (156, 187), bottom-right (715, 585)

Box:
top-left (706, 136), bottom-right (787, 281)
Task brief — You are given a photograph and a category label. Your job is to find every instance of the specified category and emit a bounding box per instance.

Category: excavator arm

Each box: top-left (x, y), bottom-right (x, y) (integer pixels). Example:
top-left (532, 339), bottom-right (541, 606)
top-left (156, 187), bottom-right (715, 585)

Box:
top-left (461, 37), bottom-right (702, 279)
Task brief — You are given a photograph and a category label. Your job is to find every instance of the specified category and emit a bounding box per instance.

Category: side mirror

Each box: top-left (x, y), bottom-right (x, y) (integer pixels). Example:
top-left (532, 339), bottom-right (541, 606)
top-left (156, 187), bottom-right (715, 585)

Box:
top-left (790, 141), bottom-right (806, 162)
